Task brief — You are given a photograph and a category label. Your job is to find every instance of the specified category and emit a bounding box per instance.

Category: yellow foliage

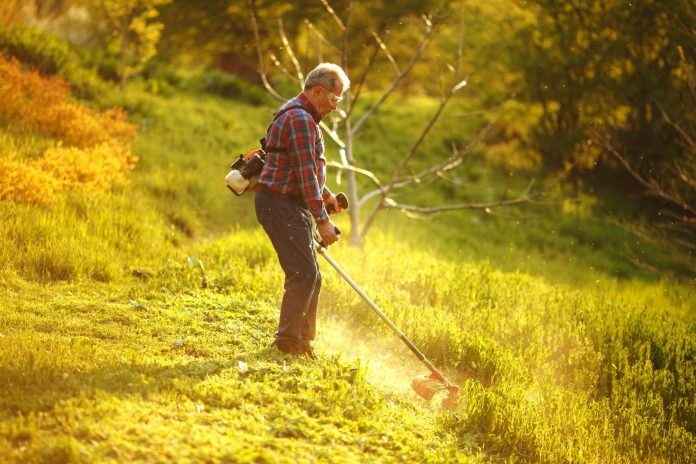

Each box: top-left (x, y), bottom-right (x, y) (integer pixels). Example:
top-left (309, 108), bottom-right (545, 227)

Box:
top-left (38, 143), bottom-right (137, 191)
top-left (0, 54), bottom-right (136, 148)
top-left (0, 54), bottom-right (138, 204)
top-left (0, 144), bottom-right (137, 204)
top-left (0, 155), bottom-right (59, 204)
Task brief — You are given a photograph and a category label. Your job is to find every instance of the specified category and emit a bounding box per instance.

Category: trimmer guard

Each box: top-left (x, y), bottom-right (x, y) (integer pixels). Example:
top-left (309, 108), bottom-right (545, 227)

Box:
top-left (411, 372), bottom-right (460, 410)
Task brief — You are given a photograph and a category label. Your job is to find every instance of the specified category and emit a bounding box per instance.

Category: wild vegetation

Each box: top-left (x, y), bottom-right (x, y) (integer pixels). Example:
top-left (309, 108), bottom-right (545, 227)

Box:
top-left (1, 3), bottom-right (695, 463)
top-left (0, 53), bottom-right (136, 205)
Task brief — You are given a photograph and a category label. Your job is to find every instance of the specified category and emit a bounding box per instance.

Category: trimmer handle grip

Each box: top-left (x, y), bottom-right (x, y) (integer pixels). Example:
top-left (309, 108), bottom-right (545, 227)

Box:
top-left (317, 226), bottom-right (341, 249)
top-left (317, 193), bottom-right (346, 248)
top-left (326, 192), bottom-right (349, 214)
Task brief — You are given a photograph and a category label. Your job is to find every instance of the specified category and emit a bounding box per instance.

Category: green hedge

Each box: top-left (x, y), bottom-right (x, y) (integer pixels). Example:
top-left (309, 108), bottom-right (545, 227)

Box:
top-left (0, 24), bottom-right (109, 101)
top-left (184, 68), bottom-right (271, 105)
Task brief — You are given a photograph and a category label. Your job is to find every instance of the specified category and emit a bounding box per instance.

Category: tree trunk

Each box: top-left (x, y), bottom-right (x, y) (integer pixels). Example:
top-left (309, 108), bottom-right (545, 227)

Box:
top-left (119, 15), bottom-right (128, 93)
top-left (341, 0), bottom-right (362, 245)
top-left (344, 124), bottom-right (361, 246)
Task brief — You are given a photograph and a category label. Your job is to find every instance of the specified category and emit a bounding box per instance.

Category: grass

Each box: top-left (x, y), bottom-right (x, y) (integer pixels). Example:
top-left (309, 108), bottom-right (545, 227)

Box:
top-left (1, 60), bottom-right (695, 462)
top-left (0, 235), bottom-right (473, 463)
top-left (1, 228), bottom-right (694, 462)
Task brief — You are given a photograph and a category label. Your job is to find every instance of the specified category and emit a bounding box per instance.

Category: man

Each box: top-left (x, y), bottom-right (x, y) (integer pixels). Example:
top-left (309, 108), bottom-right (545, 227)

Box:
top-left (255, 63), bottom-right (349, 358)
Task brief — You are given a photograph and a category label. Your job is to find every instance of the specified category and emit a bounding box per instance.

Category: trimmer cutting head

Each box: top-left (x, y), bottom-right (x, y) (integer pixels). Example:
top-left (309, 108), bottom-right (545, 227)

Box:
top-left (411, 372), bottom-right (460, 410)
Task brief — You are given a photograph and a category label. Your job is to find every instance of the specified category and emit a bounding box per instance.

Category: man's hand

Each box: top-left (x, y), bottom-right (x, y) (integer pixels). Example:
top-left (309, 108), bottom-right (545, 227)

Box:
top-left (324, 193), bottom-right (344, 214)
top-left (317, 220), bottom-right (339, 246)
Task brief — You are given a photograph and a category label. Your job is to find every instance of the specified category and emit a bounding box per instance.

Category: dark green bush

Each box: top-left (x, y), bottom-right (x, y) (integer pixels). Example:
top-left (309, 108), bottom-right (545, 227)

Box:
top-left (88, 49), bottom-right (120, 83)
top-left (0, 24), bottom-right (70, 75)
top-left (186, 69), bottom-right (270, 105)
top-left (0, 24), bottom-right (109, 101)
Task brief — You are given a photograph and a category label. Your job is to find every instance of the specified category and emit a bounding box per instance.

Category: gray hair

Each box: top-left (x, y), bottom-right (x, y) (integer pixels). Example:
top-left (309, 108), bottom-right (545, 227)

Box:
top-left (303, 63), bottom-right (350, 92)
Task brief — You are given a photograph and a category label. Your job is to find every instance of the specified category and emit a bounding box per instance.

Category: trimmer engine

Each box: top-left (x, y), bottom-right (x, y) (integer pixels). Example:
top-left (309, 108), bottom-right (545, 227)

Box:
top-left (225, 149), bottom-right (266, 195)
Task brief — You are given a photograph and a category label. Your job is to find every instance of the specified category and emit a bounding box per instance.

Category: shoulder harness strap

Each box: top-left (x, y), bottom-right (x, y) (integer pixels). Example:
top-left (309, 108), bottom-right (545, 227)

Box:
top-left (260, 104), bottom-right (306, 152)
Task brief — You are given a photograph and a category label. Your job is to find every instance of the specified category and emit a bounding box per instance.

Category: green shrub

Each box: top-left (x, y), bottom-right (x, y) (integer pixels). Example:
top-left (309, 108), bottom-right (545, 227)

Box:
top-left (0, 25), bottom-right (109, 100)
top-left (0, 24), bottom-right (70, 75)
top-left (185, 68), bottom-right (270, 105)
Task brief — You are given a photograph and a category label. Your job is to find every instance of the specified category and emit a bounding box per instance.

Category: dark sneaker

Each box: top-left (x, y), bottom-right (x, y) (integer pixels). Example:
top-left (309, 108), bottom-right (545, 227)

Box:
top-left (274, 339), bottom-right (307, 356)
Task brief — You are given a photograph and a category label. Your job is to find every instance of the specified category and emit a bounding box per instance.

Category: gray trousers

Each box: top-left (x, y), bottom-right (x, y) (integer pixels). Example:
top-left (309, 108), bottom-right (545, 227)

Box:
top-left (255, 191), bottom-right (321, 350)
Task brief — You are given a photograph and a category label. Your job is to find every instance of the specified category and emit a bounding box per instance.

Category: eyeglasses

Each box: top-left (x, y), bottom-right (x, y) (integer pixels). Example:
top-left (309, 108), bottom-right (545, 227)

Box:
top-left (322, 87), bottom-right (343, 105)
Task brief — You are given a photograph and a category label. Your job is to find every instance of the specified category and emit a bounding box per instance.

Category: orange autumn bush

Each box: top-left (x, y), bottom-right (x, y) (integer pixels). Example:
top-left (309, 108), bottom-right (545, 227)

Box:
top-left (0, 54), bottom-right (137, 204)
top-left (0, 144), bottom-right (136, 204)
top-left (0, 155), bottom-right (59, 204)
top-left (38, 143), bottom-right (137, 191)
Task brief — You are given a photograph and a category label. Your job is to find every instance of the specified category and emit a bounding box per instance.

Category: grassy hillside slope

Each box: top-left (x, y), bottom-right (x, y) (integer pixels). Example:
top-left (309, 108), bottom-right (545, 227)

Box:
top-left (2, 226), bottom-right (694, 462)
top-left (1, 48), bottom-right (695, 462)
top-left (0, 235), bottom-right (468, 463)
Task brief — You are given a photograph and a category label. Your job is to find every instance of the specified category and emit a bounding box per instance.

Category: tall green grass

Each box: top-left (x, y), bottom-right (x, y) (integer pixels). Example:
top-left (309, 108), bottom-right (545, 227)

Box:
top-left (321, 235), bottom-right (696, 462)
top-left (0, 231), bottom-right (473, 463)
top-left (0, 191), bottom-right (171, 282)
top-left (2, 224), bottom-right (692, 461)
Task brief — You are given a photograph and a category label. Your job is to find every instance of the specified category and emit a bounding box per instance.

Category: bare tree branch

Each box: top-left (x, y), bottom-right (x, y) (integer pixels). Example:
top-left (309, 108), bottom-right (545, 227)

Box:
top-left (278, 17), bottom-right (304, 85)
top-left (342, 0), bottom-right (352, 72)
top-left (355, 104), bottom-right (502, 208)
top-left (248, 0), bottom-right (285, 102)
top-left (676, 163), bottom-right (696, 190)
top-left (385, 196), bottom-right (535, 214)
top-left (435, 170), bottom-right (467, 186)
top-left (656, 101), bottom-right (696, 148)
top-left (269, 52), bottom-right (296, 81)
top-left (326, 160), bottom-right (384, 191)
top-left (304, 19), bottom-right (340, 53)
top-left (358, 4), bottom-right (463, 241)
top-left (379, 178), bottom-right (538, 215)
top-left (351, 12), bottom-right (441, 136)
top-left (320, 122), bottom-right (346, 149)
top-left (371, 31), bottom-right (400, 75)
top-left (604, 140), bottom-right (696, 217)
top-left (385, 2), bottom-right (470, 191)
top-left (346, 40), bottom-right (381, 117)
top-left (319, 0), bottom-right (346, 32)
top-left (386, 94), bottom-right (451, 185)
top-left (380, 170), bottom-right (573, 217)
top-left (604, 216), bottom-right (696, 253)
top-left (392, 101), bottom-right (502, 187)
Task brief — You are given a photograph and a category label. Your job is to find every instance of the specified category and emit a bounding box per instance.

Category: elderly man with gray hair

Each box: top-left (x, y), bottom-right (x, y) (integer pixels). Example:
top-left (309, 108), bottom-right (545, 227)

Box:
top-left (255, 62), bottom-right (350, 358)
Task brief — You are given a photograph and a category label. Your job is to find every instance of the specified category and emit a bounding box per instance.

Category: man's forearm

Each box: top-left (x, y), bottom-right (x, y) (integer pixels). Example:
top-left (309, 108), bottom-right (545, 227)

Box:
top-left (322, 185), bottom-right (332, 199)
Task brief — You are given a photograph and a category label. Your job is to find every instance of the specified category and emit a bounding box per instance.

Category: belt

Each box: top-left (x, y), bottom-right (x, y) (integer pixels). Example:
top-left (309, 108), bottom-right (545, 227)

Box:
top-left (256, 184), bottom-right (308, 209)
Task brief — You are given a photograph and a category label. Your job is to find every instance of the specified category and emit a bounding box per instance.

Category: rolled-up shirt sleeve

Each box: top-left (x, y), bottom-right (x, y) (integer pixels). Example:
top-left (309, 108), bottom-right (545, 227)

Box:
top-left (286, 112), bottom-right (329, 224)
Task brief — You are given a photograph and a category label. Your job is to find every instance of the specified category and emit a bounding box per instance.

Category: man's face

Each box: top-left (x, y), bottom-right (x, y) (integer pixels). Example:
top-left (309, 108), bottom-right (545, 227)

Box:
top-left (315, 82), bottom-right (344, 117)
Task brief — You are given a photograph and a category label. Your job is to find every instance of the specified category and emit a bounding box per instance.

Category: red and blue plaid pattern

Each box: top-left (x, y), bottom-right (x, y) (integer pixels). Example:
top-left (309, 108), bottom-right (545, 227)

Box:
top-left (258, 93), bottom-right (329, 223)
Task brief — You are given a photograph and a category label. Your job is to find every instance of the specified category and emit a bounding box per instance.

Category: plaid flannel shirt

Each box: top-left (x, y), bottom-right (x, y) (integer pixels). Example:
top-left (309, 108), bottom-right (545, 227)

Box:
top-left (258, 93), bottom-right (329, 224)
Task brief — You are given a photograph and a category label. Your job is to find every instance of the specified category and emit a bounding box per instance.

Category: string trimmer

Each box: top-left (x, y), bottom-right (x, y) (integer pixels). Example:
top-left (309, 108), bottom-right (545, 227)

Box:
top-left (317, 194), bottom-right (460, 410)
